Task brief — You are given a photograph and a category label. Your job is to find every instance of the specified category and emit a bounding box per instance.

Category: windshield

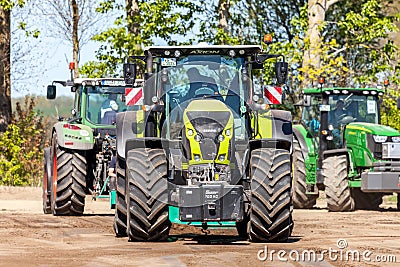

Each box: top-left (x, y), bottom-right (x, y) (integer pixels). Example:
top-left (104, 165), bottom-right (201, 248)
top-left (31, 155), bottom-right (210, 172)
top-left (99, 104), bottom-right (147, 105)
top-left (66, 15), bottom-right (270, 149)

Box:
top-left (301, 95), bottom-right (322, 133)
top-left (86, 86), bottom-right (126, 125)
top-left (328, 94), bottom-right (379, 125)
top-left (159, 55), bottom-right (250, 140)
top-left (163, 56), bottom-right (245, 99)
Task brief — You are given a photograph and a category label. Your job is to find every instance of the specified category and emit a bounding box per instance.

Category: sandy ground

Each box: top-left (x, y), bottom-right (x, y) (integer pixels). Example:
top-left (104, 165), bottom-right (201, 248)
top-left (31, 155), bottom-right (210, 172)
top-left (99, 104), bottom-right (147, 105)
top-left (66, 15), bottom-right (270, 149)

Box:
top-left (0, 186), bottom-right (400, 267)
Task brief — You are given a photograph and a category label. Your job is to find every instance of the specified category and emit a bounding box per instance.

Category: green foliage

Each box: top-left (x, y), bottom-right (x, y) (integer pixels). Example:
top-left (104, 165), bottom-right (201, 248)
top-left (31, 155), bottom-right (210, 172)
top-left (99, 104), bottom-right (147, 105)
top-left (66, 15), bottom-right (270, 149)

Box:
top-left (0, 0), bottom-right (25, 10)
top-left (0, 96), bottom-right (47, 186)
top-left (80, 0), bottom-right (200, 77)
top-left (381, 88), bottom-right (400, 130)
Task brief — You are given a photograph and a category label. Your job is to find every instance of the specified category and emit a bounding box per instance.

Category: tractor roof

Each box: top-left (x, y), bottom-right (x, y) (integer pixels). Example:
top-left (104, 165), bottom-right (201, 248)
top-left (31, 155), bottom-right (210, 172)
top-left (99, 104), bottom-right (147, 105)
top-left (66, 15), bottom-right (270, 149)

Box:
top-left (303, 87), bottom-right (385, 96)
top-left (72, 78), bottom-right (144, 87)
top-left (145, 44), bottom-right (262, 57)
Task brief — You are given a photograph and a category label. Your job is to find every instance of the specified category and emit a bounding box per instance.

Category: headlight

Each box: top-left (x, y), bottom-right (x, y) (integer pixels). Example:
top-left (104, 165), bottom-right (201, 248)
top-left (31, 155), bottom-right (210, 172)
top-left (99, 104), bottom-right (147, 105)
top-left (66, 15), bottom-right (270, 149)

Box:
top-left (187, 129), bottom-right (194, 136)
top-left (373, 135), bottom-right (388, 143)
top-left (194, 134), bottom-right (202, 142)
top-left (392, 136), bottom-right (400, 143)
top-left (217, 134), bottom-right (224, 142)
top-left (328, 124), bottom-right (334, 131)
top-left (225, 129), bottom-right (231, 136)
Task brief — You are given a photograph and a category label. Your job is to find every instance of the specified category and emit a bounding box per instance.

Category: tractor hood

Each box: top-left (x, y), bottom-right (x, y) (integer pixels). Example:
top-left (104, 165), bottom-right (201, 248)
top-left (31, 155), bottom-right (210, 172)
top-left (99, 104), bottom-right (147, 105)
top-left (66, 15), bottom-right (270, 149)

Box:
top-left (347, 122), bottom-right (400, 136)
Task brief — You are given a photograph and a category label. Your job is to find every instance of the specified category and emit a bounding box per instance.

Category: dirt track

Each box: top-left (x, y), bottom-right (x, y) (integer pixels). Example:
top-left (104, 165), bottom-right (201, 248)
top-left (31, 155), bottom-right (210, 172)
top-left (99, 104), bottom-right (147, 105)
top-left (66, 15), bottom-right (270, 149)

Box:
top-left (0, 186), bottom-right (400, 267)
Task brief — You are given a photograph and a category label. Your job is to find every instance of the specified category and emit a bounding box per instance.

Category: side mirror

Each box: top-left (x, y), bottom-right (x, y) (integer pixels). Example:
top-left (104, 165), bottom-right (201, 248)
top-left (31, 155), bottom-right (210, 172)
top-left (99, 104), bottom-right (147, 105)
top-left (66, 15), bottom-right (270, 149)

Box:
top-left (251, 61), bottom-right (263, 70)
top-left (47, 85), bottom-right (56, 99)
top-left (123, 63), bottom-right (136, 85)
top-left (397, 98), bottom-right (400, 110)
top-left (276, 61), bottom-right (288, 85)
top-left (303, 95), bottom-right (311, 107)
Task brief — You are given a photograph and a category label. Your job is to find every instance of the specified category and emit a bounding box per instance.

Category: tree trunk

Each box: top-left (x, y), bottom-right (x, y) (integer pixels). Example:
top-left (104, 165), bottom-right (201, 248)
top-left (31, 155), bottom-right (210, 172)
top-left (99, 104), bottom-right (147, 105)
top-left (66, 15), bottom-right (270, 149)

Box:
top-left (218, 0), bottom-right (230, 44)
top-left (0, 6), bottom-right (11, 132)
top-left (126, 0), bottom-right (140, 36)
top-left (301, 0), bottom-right (339, 88)
top-left (71, 0), bottom-right (80, 78)
top-left (126, 0), bottom-right (142, 76)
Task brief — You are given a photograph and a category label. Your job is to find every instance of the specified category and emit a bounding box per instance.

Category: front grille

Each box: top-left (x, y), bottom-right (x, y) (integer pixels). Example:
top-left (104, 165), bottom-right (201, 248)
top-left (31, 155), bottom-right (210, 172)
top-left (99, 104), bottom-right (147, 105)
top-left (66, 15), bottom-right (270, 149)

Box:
top-left (186, 111), bottom-right (231, 161)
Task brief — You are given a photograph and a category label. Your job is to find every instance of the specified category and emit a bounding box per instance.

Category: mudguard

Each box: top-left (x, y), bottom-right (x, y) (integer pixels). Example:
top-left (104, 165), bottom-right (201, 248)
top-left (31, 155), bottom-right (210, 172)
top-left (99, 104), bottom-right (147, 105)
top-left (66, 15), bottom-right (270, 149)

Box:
top-left (292, 124), bottom-right (314, 160)
top-left (53, 122), bottom-right (94, 150)
top-left (116, 110), bottom-right (145, 159)
top-left (253, 109), bottom-right (292, 151)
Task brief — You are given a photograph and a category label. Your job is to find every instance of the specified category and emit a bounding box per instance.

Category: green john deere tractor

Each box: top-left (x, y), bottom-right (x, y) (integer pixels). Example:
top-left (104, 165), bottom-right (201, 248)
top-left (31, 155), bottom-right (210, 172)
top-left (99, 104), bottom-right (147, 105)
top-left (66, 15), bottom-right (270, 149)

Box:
top-left (293, 82), bottom-right (400, 211)
top-left (114, 43), bottom-right (294, 242)
top-left (42, 71), bottom-right (143, 215)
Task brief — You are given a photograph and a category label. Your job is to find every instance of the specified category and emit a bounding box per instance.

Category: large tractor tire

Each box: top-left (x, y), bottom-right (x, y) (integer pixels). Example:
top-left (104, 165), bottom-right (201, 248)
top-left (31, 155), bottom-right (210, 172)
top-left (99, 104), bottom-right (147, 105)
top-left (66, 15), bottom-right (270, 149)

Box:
top-left (126, 148), bottom-right (171, 241)
top-left (292, 140), bottom-right (317, 209)
top-left (42, 147), bottom-right (52, 214)
top-left (397, 194), bottom-right (400, 211)
top-left (352, 188), bottom-right (382, 211)
top-left (323, 155), bottom-right (354, 212)
top-left (249, 148), bottom-right (293, 242)
top-left (50, 134), bottom-right (87, 215)
top-left (113, 157), bottom-right (128, 237)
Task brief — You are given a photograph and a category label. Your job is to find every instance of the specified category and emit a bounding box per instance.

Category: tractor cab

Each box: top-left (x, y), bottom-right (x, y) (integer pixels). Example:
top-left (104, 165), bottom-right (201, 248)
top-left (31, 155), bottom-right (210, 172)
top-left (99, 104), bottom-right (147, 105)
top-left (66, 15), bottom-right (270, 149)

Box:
top-left (47, 78), bottom-right (144, 127)
top-left (301, 87), bottom-right (383, 149)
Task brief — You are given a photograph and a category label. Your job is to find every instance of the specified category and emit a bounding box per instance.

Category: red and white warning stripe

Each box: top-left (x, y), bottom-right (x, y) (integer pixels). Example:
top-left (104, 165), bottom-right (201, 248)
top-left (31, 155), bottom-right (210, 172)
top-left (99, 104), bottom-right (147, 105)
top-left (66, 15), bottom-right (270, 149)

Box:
top-left (264, 86), bottom-right (282, 104)
top-left (125, 87), bottom-right (143, 106)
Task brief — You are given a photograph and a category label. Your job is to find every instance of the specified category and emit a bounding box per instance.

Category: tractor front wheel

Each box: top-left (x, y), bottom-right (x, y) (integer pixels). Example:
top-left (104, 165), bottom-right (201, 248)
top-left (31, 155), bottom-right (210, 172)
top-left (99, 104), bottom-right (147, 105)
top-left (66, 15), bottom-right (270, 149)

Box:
top-left (126, 148), bottom-right (171, 241)
top-left (249, 148), bottom-right (293, 242)
top-left (352, 188), bottom-right (382, 210)
top-left (292, 140), bottom-right (317, 209)
top-left (113, 157), bottom-right (128, 237)
top-left (323, 155), bottom-right (354, 212)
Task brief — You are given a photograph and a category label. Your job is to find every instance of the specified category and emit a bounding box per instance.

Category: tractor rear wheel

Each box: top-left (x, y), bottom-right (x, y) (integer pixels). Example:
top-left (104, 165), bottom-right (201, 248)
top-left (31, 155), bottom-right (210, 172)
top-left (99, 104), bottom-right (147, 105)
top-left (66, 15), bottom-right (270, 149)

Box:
top-left (51, 137), bottom-right (87, 215)
top-left (352, 188), bottom-right (382, 210)
top-left (126, 148), bottom-right (171, 241)
top-left (397, 194), bottom-right (400, 210)
top-left (292, 140), bottom-right (317, 209)
top-left (249, 148), bottom-right (293, 242)
top-left (42, 147), bottom-right (52, 214)
top-left (323, 155), bottom-right (354, 212)
top-left (113, 157), bottom-right (128, 237)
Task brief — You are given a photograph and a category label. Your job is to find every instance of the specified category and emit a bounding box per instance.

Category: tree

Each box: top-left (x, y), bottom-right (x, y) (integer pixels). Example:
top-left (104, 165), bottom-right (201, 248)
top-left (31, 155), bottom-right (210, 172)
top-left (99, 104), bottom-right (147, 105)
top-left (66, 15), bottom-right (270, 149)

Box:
top-left (38, 0), bottom-right (107, 78)
top-left (0, 3), bottom-right (12, 132)
top-left (301, 0), bottom-right (340, 87)
top-left (296, 0), bottom-right (400, 88)
top-left (80, 0), bottom-right (199, 78)
top-left (197, 0), bottom-right (306, 45)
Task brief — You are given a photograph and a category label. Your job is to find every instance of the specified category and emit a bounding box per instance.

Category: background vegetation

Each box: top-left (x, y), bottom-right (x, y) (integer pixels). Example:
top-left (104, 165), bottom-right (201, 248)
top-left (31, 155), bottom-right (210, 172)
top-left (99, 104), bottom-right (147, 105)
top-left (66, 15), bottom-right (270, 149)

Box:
top-left (1, 0), bottom-right (400, 185)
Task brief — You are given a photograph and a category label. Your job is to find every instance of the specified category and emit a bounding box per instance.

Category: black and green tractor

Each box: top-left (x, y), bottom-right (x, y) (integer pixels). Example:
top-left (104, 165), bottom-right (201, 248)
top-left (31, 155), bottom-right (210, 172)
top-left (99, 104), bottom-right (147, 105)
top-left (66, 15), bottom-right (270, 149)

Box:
top-left (42, 70), bottom-right (144, 215)
top-left (113, 43), bottom-right (294, 242)
top-left (292, 81), bottom-right (400, 211)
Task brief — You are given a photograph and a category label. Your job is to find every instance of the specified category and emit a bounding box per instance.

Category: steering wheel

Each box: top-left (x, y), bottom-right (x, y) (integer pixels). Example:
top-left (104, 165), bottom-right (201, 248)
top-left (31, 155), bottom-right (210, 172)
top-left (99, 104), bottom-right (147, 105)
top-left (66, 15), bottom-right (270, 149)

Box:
top-left (340, 115), bottom-right (356, 125)
top-left (337, 114), bottom-right (347, 121)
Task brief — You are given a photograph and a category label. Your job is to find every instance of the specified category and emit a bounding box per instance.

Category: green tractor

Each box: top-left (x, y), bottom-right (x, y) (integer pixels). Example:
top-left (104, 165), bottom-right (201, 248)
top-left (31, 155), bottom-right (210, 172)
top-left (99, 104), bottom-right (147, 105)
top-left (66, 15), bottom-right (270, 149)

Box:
top-left (292, 81), bottom-right (400, 211)
top-left (114, 42), bottom-right (294, 242)
top-left (42, 68), bottom-right (143, 215)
